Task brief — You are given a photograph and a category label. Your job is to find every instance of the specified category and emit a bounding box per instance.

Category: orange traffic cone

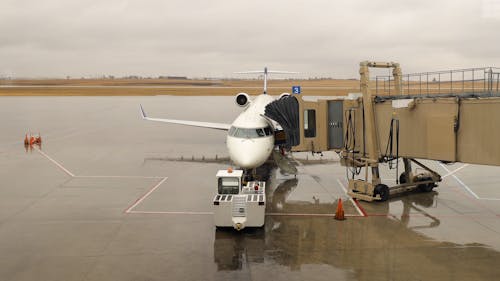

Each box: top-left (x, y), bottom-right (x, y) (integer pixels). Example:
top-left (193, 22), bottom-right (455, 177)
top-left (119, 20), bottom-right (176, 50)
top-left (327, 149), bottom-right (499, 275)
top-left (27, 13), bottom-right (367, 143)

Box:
top-left (334, 198), bottom-right (345, 220)
top-left (35, 133), bottom-right (42, 144)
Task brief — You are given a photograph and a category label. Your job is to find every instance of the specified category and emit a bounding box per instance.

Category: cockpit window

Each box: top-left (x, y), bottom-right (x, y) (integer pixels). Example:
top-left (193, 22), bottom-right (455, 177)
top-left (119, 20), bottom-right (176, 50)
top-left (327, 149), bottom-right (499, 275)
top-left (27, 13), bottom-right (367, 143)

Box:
top-left (229, 126), bottom-right (273, 138)
top-left (229, 126), bottom-right (237, 136)
top-left (234, 128), bottom-right (259, 138)
top-left (264, 127), bottom-right (272, 136)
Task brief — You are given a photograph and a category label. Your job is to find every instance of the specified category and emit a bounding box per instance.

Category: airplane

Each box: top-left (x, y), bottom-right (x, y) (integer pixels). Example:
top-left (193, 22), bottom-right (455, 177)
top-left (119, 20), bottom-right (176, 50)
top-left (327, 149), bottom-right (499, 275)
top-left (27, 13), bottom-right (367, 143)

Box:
top-left (139, 67), bottom-right (297, 177)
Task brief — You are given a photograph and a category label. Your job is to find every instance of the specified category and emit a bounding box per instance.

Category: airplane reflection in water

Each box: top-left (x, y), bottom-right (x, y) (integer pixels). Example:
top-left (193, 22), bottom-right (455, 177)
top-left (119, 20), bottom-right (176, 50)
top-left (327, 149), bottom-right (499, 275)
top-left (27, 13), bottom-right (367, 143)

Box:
top-left (213, 177), bottom-right (499, 280)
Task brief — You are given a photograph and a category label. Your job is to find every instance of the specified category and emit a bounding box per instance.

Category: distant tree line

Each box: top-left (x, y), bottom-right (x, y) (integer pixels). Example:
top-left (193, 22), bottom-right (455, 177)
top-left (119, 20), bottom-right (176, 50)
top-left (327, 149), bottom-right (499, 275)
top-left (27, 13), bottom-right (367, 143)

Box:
top-left (1, 75), bottom-right (351, 80)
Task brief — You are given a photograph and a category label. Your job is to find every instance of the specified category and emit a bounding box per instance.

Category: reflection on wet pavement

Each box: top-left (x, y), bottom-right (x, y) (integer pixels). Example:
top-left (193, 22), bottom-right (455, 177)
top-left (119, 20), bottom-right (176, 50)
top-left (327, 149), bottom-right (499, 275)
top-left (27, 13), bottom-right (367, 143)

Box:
top-left (213, 164), bottom-right (500, 280)
top-left (0, 96), bottom-right (499, 281)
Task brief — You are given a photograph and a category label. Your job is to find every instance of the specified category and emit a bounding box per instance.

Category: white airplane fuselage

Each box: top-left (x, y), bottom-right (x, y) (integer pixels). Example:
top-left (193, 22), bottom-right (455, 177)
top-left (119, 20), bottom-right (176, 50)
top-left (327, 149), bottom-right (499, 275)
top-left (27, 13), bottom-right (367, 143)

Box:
top-left (140, 67), bottom-right (294, 171)
top-left (227, 94), bottom-right (276, 169)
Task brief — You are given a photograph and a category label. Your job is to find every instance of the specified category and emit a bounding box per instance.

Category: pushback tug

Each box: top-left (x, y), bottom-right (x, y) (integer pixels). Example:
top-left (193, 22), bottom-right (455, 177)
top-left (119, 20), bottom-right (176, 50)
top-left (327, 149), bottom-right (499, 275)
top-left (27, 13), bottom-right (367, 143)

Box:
top-left (213, 168), bottom-right (266, 231)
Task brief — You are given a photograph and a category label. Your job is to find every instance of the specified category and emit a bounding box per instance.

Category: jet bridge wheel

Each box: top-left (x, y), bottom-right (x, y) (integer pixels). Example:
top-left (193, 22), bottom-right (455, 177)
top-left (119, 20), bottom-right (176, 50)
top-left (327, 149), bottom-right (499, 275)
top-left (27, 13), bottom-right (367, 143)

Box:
top-left (417, 176), bottom-right (434, 192)
top-left (374, 184), bottom-right (390, 202)
top-left (418, 183), bottom-right (434, 192)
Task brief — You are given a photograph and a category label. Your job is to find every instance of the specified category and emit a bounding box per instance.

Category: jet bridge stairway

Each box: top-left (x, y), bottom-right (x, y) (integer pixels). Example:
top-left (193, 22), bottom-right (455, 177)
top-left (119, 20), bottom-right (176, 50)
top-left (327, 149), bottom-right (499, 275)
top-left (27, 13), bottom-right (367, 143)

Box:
top-left (265, 61), bottom-right (500, 202)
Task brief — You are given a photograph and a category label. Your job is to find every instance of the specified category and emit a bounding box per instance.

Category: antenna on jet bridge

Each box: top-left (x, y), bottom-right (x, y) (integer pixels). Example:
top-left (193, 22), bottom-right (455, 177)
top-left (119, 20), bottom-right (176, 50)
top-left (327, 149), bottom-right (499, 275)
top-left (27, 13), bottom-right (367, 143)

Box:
top-left (235, 67), bottom-right (298, 95)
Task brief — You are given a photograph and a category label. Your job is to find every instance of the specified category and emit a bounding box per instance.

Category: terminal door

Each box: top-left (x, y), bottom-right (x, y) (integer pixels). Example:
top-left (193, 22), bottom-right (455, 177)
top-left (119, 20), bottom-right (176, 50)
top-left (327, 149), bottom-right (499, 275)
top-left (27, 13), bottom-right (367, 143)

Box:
top-left (328, 101), bottom-right (343, 149)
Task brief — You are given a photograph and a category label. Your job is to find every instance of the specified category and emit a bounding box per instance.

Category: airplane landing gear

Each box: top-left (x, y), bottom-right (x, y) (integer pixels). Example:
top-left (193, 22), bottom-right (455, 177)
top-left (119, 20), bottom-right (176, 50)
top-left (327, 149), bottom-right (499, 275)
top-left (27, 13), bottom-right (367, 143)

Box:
top-left (242, 168), bottom-right (257, 184)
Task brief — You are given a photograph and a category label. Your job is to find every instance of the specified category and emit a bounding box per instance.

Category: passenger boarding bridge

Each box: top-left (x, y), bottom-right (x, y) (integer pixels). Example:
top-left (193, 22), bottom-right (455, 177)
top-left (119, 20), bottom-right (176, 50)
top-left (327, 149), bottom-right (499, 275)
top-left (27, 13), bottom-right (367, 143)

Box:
top-left (265, 62), bottom-right (500, 201)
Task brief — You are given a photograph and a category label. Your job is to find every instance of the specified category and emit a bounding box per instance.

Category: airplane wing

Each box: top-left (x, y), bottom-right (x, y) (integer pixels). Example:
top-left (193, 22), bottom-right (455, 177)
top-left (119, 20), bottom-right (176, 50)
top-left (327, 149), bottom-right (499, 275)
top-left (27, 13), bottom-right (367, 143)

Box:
top-left (139, 105), bottom-right (231, 131)
top-left (144, 155), bottom-right (231, 165)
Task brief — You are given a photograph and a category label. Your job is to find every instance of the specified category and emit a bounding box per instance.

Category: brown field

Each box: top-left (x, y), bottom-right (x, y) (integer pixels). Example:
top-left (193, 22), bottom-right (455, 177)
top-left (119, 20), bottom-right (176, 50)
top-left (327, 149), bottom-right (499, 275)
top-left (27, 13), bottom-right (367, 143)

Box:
top-left (0, 78), bottom-right (360, 96)
top-left (1, 78), bottom-right (494, 96)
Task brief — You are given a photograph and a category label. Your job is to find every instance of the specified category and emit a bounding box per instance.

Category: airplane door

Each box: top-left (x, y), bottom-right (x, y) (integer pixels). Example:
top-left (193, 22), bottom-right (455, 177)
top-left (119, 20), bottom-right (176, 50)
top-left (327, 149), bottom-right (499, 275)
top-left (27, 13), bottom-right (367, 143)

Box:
top-left (328, 101), bottom-right (343, 149)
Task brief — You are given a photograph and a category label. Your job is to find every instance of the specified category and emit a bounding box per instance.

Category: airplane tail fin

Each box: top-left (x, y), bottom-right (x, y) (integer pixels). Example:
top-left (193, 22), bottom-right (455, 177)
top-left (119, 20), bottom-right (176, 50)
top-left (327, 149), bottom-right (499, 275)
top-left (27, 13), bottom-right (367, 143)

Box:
top-left (235, 67), bottom-right (298, 94)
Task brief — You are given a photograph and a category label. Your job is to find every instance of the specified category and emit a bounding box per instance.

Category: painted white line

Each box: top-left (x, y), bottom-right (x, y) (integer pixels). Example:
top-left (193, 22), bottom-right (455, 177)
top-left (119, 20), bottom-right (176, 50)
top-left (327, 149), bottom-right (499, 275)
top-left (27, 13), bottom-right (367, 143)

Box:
top-left (125, 177), bottom-right (168, 213)
top-left (35, 147), bottom-right (75, 177)
top-left (32, 149), bottom-right (184, 210)
top-left (336, 179), bottom-right (365, 217)
top-left (128, 210), bottom-right (213, 215)
top-left (450, 174), bottom-right (479, 199)
top-left (442, 164), bottom-right (470, 178)
top-left (295, 158), bottom-right (364, 217)
top-left (76, 175), bottom-right (165, 179)
top-left (33, 149), bottom-right (378, 215)
top-left (439, 163), bottom-right (479, 199)
top-left (440, 164), bottom-right (500, 201)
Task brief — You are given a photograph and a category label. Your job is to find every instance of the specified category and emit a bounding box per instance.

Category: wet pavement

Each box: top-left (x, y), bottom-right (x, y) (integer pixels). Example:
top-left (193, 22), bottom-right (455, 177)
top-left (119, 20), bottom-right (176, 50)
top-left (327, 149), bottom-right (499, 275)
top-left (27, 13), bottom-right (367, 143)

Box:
top-left (0, 96), bottom-right (499, 281)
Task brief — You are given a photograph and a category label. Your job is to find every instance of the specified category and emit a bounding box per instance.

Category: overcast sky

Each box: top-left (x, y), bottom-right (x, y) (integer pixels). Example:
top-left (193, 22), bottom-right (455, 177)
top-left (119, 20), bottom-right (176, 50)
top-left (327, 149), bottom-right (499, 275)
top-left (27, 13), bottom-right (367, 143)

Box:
top-left (1, 0), bottom-right (499, 78)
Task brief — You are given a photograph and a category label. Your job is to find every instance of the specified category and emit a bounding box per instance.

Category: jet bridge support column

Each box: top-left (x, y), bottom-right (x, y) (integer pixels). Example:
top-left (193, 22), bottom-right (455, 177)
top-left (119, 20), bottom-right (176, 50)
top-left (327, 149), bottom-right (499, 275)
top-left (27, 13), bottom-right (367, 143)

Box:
top-left (401, 158), bottom-right (412, 183)
top-left (347, 62), bottom-right (402, 201)
top-left (359, 61), bottom-right (386, 186)
top-left (346, 61), bottom-right (441, 202)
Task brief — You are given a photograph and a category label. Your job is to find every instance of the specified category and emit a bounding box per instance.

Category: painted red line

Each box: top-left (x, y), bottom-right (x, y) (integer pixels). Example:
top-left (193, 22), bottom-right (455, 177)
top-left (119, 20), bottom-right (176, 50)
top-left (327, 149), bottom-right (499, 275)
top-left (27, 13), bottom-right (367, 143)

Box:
top-left (367, 213), bottom-right (394, 217)
top-left (266, 212), bottom-right (361, 218)
top-left (35, 147), bottom-right (75, 177)
top-left (335, 178), bottom-right (365, 217)
top-left (127, 211), bottom-right (364, 217)
top-left (124, 177), bottom-right (168, 213)
top-left (362, 213), bottom-right (499, 219)
top-left (353, 199), bottom-right (368, 217)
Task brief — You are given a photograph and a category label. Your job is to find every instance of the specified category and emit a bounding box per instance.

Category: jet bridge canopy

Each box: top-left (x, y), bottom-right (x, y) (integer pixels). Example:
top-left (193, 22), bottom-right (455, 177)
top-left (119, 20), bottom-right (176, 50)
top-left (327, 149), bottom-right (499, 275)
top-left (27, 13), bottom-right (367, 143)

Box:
top-left (264, 95), bottom-right (300, 147)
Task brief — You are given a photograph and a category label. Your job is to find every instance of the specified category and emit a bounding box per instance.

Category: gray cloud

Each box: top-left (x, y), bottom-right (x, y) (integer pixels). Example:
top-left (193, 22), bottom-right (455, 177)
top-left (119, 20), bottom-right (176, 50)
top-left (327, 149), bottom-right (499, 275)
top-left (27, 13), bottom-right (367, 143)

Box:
top-left (0, 0), bottom-right (499, 78)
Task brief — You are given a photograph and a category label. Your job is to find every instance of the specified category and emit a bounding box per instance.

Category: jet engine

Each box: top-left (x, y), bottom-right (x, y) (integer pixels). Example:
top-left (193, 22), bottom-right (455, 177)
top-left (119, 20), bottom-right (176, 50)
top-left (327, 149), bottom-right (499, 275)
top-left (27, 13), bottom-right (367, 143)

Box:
top-left (279, 93), bottom-right (291, 99)
top-left (235, 93), bottom-right (250, 107)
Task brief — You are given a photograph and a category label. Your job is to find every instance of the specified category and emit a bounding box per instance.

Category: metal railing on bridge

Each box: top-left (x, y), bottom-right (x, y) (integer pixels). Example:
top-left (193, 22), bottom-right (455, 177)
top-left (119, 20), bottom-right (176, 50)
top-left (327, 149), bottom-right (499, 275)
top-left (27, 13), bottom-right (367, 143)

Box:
top-left (374, 67), bottom-right (500, 96)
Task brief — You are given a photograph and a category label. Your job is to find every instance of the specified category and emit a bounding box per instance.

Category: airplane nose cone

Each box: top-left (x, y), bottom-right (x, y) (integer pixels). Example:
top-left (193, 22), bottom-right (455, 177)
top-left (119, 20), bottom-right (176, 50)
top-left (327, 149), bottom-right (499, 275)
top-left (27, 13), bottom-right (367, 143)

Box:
top-left (234, 153), bottom-right (263, 169)
top-left (227, 137), bottom-right (272, 169)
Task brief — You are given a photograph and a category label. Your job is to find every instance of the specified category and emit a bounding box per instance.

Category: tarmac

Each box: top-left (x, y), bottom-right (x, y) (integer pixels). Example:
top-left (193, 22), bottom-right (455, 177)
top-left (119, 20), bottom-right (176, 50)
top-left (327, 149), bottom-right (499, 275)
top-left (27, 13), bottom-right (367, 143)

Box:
top-left (0, 96), bottom-right (499, 281)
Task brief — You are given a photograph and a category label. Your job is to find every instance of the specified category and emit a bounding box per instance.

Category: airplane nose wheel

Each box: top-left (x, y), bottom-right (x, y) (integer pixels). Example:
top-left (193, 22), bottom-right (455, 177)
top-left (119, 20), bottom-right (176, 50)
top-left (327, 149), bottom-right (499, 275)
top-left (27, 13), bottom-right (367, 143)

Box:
top-left (242, 169), bottom-right (257, 183)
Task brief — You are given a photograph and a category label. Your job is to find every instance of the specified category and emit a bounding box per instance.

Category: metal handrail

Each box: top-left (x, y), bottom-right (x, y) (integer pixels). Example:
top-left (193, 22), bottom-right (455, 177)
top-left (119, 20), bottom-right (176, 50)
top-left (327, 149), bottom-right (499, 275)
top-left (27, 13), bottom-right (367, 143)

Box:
top-left (374, 67), bottom-right (500, 96)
